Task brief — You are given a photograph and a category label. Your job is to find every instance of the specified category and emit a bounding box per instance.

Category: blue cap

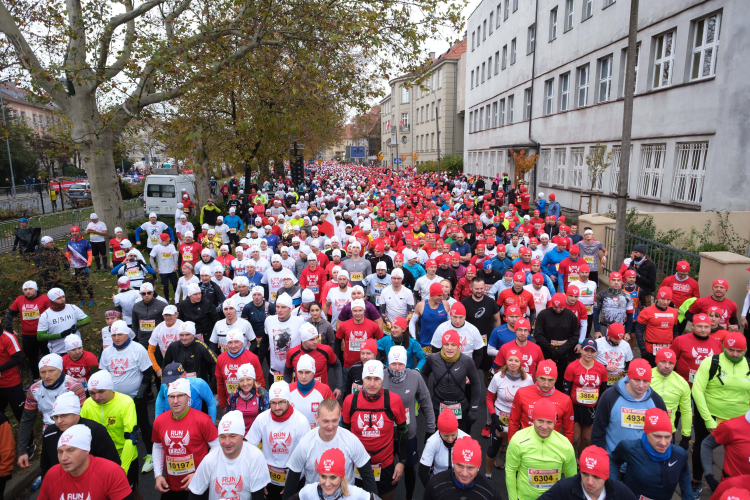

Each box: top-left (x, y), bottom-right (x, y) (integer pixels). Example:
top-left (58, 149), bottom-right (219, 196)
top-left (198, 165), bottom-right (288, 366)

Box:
top-left (581, 338), bottom-right (598, 351)
top-left (161, 362), bottom-right (185, 385)
top-left (20, 218), bottom-right (28, 223)
top-left (483, 260), bottom-right (492, 270)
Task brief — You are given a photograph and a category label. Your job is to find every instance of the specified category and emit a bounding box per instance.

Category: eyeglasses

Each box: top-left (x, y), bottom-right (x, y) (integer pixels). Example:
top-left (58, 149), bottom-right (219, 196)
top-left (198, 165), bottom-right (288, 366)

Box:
top-left (140, 292), bottom-right (153, 296)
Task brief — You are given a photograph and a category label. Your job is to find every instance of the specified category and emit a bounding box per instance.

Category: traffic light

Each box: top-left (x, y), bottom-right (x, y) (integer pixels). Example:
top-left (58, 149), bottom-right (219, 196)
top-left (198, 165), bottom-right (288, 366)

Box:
top-left (291, 156), bottom-right (304, 186)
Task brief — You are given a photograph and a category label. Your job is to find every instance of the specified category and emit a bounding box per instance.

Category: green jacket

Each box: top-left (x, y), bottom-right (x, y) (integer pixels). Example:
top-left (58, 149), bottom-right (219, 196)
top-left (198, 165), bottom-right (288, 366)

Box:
top-left (691, 352), bottom-right (750, 429)
top-left (81, 392), bottom-right (138, 473)
top-left (651, 367), bottom-right (692, 437)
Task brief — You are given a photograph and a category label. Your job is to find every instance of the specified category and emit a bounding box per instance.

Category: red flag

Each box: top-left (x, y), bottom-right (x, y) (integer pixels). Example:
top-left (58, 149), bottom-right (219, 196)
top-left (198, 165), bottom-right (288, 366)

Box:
top-left (319, 210), bottom-right (340, 239)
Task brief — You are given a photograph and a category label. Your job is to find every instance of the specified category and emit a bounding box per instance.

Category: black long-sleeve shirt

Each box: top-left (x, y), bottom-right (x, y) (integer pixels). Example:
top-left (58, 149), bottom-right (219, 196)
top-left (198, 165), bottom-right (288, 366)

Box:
top-left (41, 418), bottom-right (121, 477)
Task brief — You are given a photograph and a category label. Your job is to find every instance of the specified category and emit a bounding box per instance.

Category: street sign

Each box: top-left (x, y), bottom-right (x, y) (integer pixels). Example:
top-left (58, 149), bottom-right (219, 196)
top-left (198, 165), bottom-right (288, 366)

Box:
top-left (394, 158), bottom-right (402, 164)
top-left (350, 146), bottom-right (366, 158)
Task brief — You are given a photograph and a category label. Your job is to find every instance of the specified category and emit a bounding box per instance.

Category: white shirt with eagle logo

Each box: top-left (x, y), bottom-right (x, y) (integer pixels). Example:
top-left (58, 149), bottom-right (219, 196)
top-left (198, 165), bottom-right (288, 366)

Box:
top-left (244, 407), bottom-right (311, 468)
top-left (189, 444), bottom-right (270, 500)
top-left (98, 341), bottom-right (152, 397)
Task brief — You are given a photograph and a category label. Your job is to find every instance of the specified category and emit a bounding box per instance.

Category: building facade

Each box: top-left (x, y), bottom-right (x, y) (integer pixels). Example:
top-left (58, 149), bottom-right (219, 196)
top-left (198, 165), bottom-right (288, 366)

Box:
top-left (1, 83), bottom-right (59, 134)
top-left (464, 0), bottom-right (747, 212)
top-left (380, 39), bottom-right (467, 169)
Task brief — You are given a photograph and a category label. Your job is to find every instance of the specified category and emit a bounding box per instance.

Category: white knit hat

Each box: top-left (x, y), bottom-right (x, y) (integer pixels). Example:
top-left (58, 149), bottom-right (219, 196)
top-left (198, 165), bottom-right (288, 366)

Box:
top-left (58, 424), bottom-right (91, 451)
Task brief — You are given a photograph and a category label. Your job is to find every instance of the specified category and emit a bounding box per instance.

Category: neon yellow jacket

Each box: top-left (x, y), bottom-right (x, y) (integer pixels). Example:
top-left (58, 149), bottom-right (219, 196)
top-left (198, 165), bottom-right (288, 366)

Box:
top-left (81, 392), bottom-right (138, 473)
top-left (505, 425), bottom-right (577, 500)
top-left (651, 367), bottom-right (692, 437)
top-left (692, 352), bottom-right (750, 429)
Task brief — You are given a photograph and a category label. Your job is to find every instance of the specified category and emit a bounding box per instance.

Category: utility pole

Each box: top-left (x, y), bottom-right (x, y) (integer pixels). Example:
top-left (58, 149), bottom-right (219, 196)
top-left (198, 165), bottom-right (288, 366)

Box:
top-left (614, 0), bottom-right (639, 267)
top-left (433, 86), bottom-right (441, 177)
top-left (0, 84), bottom-right (17, 197)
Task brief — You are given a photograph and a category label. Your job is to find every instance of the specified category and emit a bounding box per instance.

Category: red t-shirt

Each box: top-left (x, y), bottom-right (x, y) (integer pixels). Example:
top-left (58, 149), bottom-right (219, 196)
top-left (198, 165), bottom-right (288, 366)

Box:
top-left (637, 305), bottom-right (679, 352)
top-left (713, 416), bottom-right (750, 477)
top-left (10, 294), bottom-right (50, 336)
top-left (557, 257), bottom-right (586, 291)
top-left (215, 349), bottom-right (265, 409)
top-left (519, 223), bottom-right (535, 237)
top-left (512, 260), bottom-right (532, 275)
top-left (563, 359), bottom-right (608, 406)
top-left (519, 193), bottom-right (530, 210)
top-left (179, 242), bottom-right (202, 267)
top-left (508, 384), bottom-right (574, 443)
top-left (0, 331), bottom-right (22, 388)
top-left (335, 318), bottom-right (384, 368)
top-left (530, 218), bottom-right (545, 233)
top-left (670, 333), bottom-right (723, 385)
top-left (710, 329), bottom-right (729, 345)
top-left (286, 344), bottom-right (337, 385)
top-left (551, 235), bottom-right (571, 251)
top-left (37, 456), bottom-right (132, 500)
top-left (151, 408), bottom-right (218, 492)
top-left (62, 351), bottom-right (99, 385)
top-left (109, 238), bottom-right (127, 263)
top-left (493, 340), bottom-right (544, 376)
top-left (342, 390), bottom-right (407, 467)
top-left (659, 275), bottom-right (700, 308)
top-left (688, 296), bottom-right (738, 328)
top-left (497, 288), bottom-right (536, 317)
top-left (564, 300), bottom-right (589, 326)
top-left (299, 266), bottom-right (328, 302)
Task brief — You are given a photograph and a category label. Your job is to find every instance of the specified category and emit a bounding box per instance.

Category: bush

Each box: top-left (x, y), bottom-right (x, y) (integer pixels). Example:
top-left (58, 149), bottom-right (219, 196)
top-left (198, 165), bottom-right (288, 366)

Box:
top-left (62, 164), bottom-right (86, 177)
top-left (415, 155), bottom-right (463, 175)
top-left (119, 178), bottom-right (143, 200)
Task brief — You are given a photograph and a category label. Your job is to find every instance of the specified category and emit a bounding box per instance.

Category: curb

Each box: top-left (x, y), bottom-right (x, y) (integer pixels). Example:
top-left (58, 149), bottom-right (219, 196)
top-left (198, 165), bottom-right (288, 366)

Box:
top-left (3, 464), bottom-right (40, 500)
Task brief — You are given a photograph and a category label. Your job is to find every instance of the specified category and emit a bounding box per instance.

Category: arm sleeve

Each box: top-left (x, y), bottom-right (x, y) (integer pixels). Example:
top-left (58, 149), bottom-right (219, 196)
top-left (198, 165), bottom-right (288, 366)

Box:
top-left (467, 361), bottom-right (481, 421)
top-left (282, 471), bottom-right (301, 500)
top-left (418, 463), bottom-right (432, 487)
top-left (609, 442), bottom-right (626, 480)
top-left (562, 402), bottom-right (574, 443)
top-left (199, 381), bottom-right (218, 423)
top-left (358, 460), bottom-right (378, 495)
top-left (417, 374), bottom-right (436, 432)
top-left (4, 308), bottom-right (16, 333)
top-left (413, 343), bottom-right (426, 371)
top-left (153, 442), bottom-right (165, 478)
top-left (592, 306), bottom-right (602, 332)
top-left (155, 385), bottom-right (167, 419)
top-left (591, 391), bottom-right (613, 449)
top-left (691, 360), bottom-right (716, 429)
top-left (680, 458), bottom-right (693, 500)
top-left (742, 292), bottom-right (750, 318)
top-left (331, 358), bottom-right (344, 391)
top-left (17, 408), bottom-right (37, 455)
top-left (147, 344), bottom-right (161, 371)
top-left (0, 351), bottom-right (23, 373)
top-left (505, 440), bottom-right (521, 500)
top-left (679, 383), bottom-right (693, 437)
top-left (700, 434), bottom-right (720, 478)
top-left (409, 311), bottom-right (420, 339)
top-left (635, 321), bottom-right (647, 353)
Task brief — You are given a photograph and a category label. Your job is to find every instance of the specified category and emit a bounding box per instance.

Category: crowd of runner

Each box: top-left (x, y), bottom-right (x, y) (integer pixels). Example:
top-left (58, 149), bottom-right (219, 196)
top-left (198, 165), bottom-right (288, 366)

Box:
top-left (0, 163), bottom-right (749, 500)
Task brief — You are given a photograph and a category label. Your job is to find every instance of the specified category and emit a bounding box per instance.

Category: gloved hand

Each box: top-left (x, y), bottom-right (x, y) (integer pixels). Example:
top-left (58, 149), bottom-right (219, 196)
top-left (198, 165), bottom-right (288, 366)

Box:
top-left (84, 266), bottom-right (90, 275)
top-left (491, 414), bottom-right (505, 433)
top-left (705, 474), bottom-right (719, 492)
top-left (678, 435), bottom-right (690, 451)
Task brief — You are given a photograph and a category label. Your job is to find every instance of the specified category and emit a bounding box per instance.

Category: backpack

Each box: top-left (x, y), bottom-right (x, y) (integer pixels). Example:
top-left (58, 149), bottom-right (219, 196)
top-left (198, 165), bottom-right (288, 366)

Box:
top-left (707, 354), bottom-right (750, 385)
top-left (348, 389), bottom-right (396, 425)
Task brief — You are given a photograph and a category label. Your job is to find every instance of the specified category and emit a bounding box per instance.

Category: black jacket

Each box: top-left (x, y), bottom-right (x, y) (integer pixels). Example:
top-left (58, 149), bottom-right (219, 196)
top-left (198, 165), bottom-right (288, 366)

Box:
top-left (163, 338), bottom-right (217, 382)
top-left (628, 258), bottom-right (657, 294)
top-left (538, 473), bottom-right (638, 500)
top-left (41, 417), bottom-right (121, 477)
top-left (198, 280), bottom-right (226, 313)
top-left (534, 307), bottom-right (579, 361)
top-left (179, 295), bottom-right (218, 335)
top-left (423, 469), bottom-right (497, 500)
top-left (131, 296), bottom-right (167, 345)
top-left (421, 353), bottom-right (481, 421)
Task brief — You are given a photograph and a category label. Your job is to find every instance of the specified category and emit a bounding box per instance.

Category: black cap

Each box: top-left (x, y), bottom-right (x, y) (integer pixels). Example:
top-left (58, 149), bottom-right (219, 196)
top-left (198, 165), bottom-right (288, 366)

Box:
top-left (162, 363), bottom-right (185, 385)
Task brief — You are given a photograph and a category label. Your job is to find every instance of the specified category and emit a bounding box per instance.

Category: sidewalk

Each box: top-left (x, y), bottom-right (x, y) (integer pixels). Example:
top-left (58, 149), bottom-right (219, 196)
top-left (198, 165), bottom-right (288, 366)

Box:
top-left (3, 461), bottom-right (39, 500)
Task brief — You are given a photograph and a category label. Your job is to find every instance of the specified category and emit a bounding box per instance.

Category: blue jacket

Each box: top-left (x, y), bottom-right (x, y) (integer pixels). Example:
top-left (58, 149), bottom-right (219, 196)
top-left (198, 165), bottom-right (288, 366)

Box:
top-left (154, 377), bottom-right (217, 423)
top-left (525, 270), bottom-right (556, 297)
top-left (610, 438), bottom-right (691, 500)
top-left (490, 255), bottom-right (512, 274)
top-left (547, 200), bottom-right (561, 218)
top-left (541, 249), bottom-right (569, 282)
top-left (224, 214), bottom-right (244, 231)
top-left (536, 199), bottom-right (548, 217)
top-left (404, 262), bottom-right (426, 281)
top-left (488, 325), bottom-right (517, 354)
top-left (537, 473), bottom-right (637, 500)
top-left (591, 376), bottom-right (668, 453)
top-left (377, 335), bottom-right (426, 371)
top-left (450, 241), bottom-right (472, 257)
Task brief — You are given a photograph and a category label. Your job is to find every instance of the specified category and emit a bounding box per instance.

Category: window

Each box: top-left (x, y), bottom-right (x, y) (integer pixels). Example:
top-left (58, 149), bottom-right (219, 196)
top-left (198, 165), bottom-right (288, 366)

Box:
top-left (524, 88), bottom-right (532, 120)
top-left (502, 45), bottom-right (508, 69)
top-left (476, 66), bottom-right (480, 87)
top-left (527, 25), bottom-right (535, 54)
top-left (560, 72), bottom-right (570, 111)
top-left (652, 31), bottom-right (675, 89)
top-left (604, 0), bottom-right (615, 7)
top-left (540, 149), bottom-right (552, 184)
top-left (474, 111), bottom-right (479, 132)
top-left (147, 183), bottom-right (177, 198)
top-left (598, 55), bottom-right (613, 103)
top-left (496, 5), bottom-right (502, 27)
top-left (504, 0), bottom-right (509, 20)
top-left (570, 147), bottom-right (584, 188)
top-left (431, 73), bottom-right (435, 92)
top-left (490, 13), bottom-right (494, 33)
top-left (550, 8), bottom-right (558, 41)
top-left (564, 0), bottom-right (574, 31)
top-left (672, 142), bottom-right (708, 204)
top-left (483, 20), bottom-right (487, 40)
top-left (577, 65), bottom-right (589, 107)
top-left (691, 14), bottom-right (720, 81)
top-left (401, 112), bottom-right (409, 128)
top-left (481, 63), bottom-right (486, 83)
top-left (619, 44), bottom-right (640, 97)
top-left (486, 106), bottom-right (492, 129)
top-left (469, 111), bottom-right (473, 132)
top-left (553, 148), bottom-right (566, 185)
top-left (587, 144), bottom-right (605, 191)
top-left (479, 108), bottom-right (485, 131)
top-left (544, 79), bottom-right (554, 115)
top-left (401, 86), bottom-right (409, 103)
top-left (495, 51), bottom-right (500, 74)
top-left (638, 144), bottom-right (667, 199)
top-left (492, 102), bottom-right (498, 127)
top-left (508, 95), bottom-right (515, 122)
top-left (609, 145), bottom-right (633, 193)
top-left (511, 38), bottom-right (517, 64)
top-left (477, 26), bottom-right (481, 46)
top-left (500, 98), bottom-right (506, 125)
top-left (471, 70), bottom-right (475, 89)
top-left (472, 31), bottom-right (476, 50)
top-left (488, 57), bottom-right (493, 79)
top-left (439, 68), bottom-right (444, 88)
top-left (513, 0), bottom-right (518, 12)
top-left (583, 0), bottom-right (592, 20)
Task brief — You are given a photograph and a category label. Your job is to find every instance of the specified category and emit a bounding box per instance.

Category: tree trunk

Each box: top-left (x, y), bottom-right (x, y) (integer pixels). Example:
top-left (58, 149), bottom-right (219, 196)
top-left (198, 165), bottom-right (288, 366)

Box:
top-left (193, 130), bottom-right (212, 208)
top-left (273, 156), bottom-right (285, 179)
top-left (80, 131), bottom-right (124, 236)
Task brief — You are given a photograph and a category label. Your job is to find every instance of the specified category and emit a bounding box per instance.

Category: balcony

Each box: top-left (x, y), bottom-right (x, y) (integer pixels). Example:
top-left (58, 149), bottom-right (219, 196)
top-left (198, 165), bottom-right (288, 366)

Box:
top-left (399, 125), bottom-right (410, 132)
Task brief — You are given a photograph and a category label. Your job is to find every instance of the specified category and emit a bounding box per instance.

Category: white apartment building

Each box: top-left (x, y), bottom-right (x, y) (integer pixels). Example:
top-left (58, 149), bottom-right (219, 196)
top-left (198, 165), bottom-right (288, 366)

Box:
top-left (464, 0), bottom-right (747, 212)
top-left (380, 40), bottom-right (467, 169)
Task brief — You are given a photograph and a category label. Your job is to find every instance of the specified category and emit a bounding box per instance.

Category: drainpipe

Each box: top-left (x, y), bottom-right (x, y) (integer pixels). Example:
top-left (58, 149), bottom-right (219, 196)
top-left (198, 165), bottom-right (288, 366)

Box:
top-left (528, 0), bottom-right (541, 199)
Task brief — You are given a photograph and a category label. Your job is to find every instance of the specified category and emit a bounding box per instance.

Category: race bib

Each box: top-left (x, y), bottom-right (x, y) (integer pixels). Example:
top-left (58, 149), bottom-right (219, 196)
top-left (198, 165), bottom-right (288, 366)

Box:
top-left (551, 340), bottom-right (566, 346)
top-left (689, 369), bottom-right (697, 384)
top-left (161, 252), bottom-right (172, 260)
top-left (273, 371), bottom-right (284, 383)
top-left (482, 334), bottom-right (488, 346)
top-left (268, 465), bottom-right (288, 486)
top-left (350, 273), bottom-right (363, 281)
top-left (149, 235), bottom-right (159, 244)
top-left (352, 383), bottom-right (363, 394)
top-left (440, 402), bottom-right (462, 420)
top-left (422, 345), bottom-right (432, 354)
top-left (405, 407), bottom-right (410, 425)
top-left (621, 408), bottom-right (646, 429)
top-left (271, 292), bottom-right (277, 300)
top-left (652, 343), bottom-right (669, 354)
top-left (375, 296), bottom-right (381, 306)
top-left (499, 411), bottom-right (510, 425)
top-left (584, 256), bottom-right (595, 264)
top-left (528, 468), bottom-right (560, 489)
top-left (139, 319), bottom-right (155, 331)
top-left (166, 455), bottom-right (195, 475)
top-left (22, 310), bottom-right (39, 320)
top-left (586, 305), bottom-right (593, 315)
top-left (309, 286), bottom-right (319, 293)
top-left (568, 274), bottom-right (580, 282)
top-left (356, 464), bottom-right (381, 482)
top-left (607, 373), bottom-right (624, 386)
top-left (230, 227), bottom-right (237, 234)
top-left (114, 250), bottom-right (126, 259)
top-left (576, 388), bottom-right (599, 405)
top-left (227, 382), bottom-right (238, 393)
top-left (716, 417), bottom-right (726, 426)
top-left (183, 253), bottom-right (193, 261)
top-left (350, 341), bottom-right (362, 352)
top-left (126, 268), bottom-right (140, 278)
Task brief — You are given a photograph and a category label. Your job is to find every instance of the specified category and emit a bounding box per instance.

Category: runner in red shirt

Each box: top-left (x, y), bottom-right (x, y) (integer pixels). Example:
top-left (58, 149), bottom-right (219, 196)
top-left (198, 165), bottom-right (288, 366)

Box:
top-left (508, 359), bottom-right (574, 444)
top-left (335, 299), bottom-right (384, 368)
top-left (529, 211), bottom-right (545, 235)
top-left (706, 305), bottom-right (730, 344)
top-left (670, 314), bottom-right (722, 386)
top-left (0, 330), bottom-right (23, 422)
top-left (215, 330), bottom-right (265, 410)
top-left (7, 280), bottom-right (50, 379)
top-left (178, 233), bottom-right (202, 268)
top-left (61, 335), bottom-right (99, 387)
top-left (299, 255), bottom-right (327, 302)
top-left (342, 359), bottom-right (407, 500)
top-left (658, 261), bottom-right (700, 308)
top-left (519, 186), bottom-right (530, 214)
top-left (109, 229), bottom-right (127, 267)
top-left (705, 413), bottom-right (750, 482)
top-left (493, 318), bottom-right (544, 376)
top-left (511, 248), bottom-right (534, 275)
top-left (497, 273), bottom-right (536, 319)
top-left (152, 378), bottom-right (219, 495)
top-left (563, 339), bottom-right (608, 457)
top-left (557, 246), bottom-right (585, 291)
top-left (285, 323), bottom-right (342, 395)
top-left (38, 425), bottom-right (132, 500)
top-left (636, 287), bottom-right (679, 367)
top-left (687, 278), bottom-right (738, 330)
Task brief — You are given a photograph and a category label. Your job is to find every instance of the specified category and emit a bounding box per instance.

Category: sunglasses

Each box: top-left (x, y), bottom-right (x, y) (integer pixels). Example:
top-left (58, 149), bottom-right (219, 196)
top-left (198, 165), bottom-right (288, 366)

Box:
top-left (140, 291), bottom-right (153, 296)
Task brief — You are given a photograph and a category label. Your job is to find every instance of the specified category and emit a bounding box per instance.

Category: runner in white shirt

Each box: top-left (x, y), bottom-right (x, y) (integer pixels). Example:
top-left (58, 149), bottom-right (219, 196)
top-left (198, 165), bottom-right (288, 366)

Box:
top-left (231, 248), bottom-right (249, 277)
top-left (99, 320), bottom-right (152, 397)
top-left (259, 240), bottom-right (274, 262)
top-left (567, 266), bottom-right (598, 320)
top-left (174, 214), bottom-right (194, 244)
top-left (189, 410), bottom-right (270, 500)
top-left (210, 301), bottom-right (256, 352)
top-left (264, 293), bottom-right (304, 377)
top-left (245, 382), bottom-right (312, 500)
top-left (293, 448), bottom-right (372, 500)
top-left (430, 303), bottom-right (485, 356)
top-left (523, 275), bottom-right (552, 315)
top-left (112, 277), bottom-right (140, 325)
top-left (594, 322), bottom-right (633, 387)
top-left (250, 247), bottom-right (271, 275)
top-left (419, 410), bottom-right (469, 482)
top-left (148, 304), bottom-right (181, 362)
top-left (263, 256), bottom-right (294, 302)
top-left (102, 310), bottom-right (135, 349)
top-left (228, 277), bottom-right (254, 313)
top-left (212, 265), bottom-right (234, 297)
top-left (149, 238), bottom-right (179, 274)
top-left (137, 215), bottom-right (171, 249)
top-left (279, 247), bottom-right (296, 272)
top-left (377, 268), bottom-right (414, 325)
top-left (414, 262), bottom-right (443, 302)
top-left (288, 354), bottom-right (334, 428)
top-left (324, 271), bottom-right (352, 328)
top-left (37, 288), bottom-right (90, 354)
top-left (214, 216), bottom-right (230, 244)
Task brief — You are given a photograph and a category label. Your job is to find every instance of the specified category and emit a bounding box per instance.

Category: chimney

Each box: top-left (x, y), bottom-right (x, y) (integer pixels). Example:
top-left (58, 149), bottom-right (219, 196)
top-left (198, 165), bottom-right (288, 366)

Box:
top-left (429, 52), bottom-right (435, 60)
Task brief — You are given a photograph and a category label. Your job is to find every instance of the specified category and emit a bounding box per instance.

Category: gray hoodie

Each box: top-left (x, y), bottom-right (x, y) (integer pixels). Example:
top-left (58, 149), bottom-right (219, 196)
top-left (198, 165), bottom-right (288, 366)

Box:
top-left (383, 369), bottom-right (435, 438)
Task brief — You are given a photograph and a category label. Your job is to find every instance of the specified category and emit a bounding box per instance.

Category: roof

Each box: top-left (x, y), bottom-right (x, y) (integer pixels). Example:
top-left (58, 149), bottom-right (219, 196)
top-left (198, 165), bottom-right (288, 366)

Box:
top-left (0, 82), bottom-right (56, 112)
top-left (432, 39), bottom-right (467, 63)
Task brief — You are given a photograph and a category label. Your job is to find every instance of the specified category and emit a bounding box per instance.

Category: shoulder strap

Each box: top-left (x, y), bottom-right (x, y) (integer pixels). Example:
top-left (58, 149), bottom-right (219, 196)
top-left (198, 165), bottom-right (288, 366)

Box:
top-left (708, 354), bottom-right (722, 383)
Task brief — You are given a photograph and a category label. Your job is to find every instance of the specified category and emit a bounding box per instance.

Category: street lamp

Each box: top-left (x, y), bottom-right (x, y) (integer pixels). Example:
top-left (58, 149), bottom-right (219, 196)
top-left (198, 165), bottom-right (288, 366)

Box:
top-left (0, 83), bottom-right (17, 197)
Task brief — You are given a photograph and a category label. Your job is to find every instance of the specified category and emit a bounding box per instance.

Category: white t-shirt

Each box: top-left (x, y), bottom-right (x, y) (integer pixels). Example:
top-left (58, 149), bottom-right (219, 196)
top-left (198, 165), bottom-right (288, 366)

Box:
top-left (214, 224), bottom-right (230, 244)
top-left (189, 444), bottom-right (270, 500)
top-left (231, 257), bottom-right (249, 277)
top-left (148, 321), bottom-right (182, 355)
top-left (288, 247), bottom-right (302, 262)
top-left (595, 337), bottom-right (634, 382)
top-left (430, 321), bottom-right (485, 355)
top-left (259, 248), bottom-right (274, 262)
top-left (524, 284), bottom-right (552, 315)
top-left (569, 279), bottom-right (598, 316)
top-left (112, 290), bottom-right (140, 325)
top-left (212, 276), bottom-right (234, 298)
top-left (289, 383), bottom-right (330, 428)
top-left (262, 268), bottom-right (294, 301)
top-left (286, 427), bottom-right (371, 484)
top-left (150, 244), bottom-right (179, 274)
top-left (228, 293), bottom-right (254, 316)
top-left (251, 258), bottom-right (271, 275)
top-left (174, 275), bottom-right (199, 303)
top-left (487, 372), bottom-right (535, 415)
top-left (414, 275), bottom-right (443, 302)
top-left (280, 257), bottom-right (296, 272)
top-left (210, 318), bottom-right (256, 352)
top-left (264, 315), bottom-right (304, 373)
top-left (245, 409), bottom-right (311, 469)
top-left (420, 429), bottom-right (469, 474)
top-left (101, 325), bottom-right (135, 350)
top-left (379, 285), bottom-right (415, 323)
top-left (86, 221), bottom-right (107, 243)
top-left (140, 221), bottom-right (170, 248)
top-left (325, 287), bottom-right (352, 326)
top-left (99, 341), bottom-right (152, 397)
top-left (298, 483), bottom-right (370, 500)
top-left (38, 305), bottom-right (89, 354)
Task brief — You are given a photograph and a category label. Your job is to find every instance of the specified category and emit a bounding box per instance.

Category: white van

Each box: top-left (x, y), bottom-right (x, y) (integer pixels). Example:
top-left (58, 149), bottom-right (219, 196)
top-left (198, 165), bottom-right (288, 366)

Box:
top-left (144, 174), bottom-right (195, 216)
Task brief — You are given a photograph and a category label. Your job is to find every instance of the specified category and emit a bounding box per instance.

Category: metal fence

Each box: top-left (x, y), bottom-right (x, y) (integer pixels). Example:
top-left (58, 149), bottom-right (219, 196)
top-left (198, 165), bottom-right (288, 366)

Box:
top-left (603, 226), bottom-right (701, 286)
top-left (0, 198), bottom-right (143, 252)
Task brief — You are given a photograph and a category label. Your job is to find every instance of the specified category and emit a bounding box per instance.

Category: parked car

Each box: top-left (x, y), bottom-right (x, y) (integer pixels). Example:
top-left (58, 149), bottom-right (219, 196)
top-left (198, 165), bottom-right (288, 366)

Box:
top-left (67, 182), bottom-right (92, 200)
